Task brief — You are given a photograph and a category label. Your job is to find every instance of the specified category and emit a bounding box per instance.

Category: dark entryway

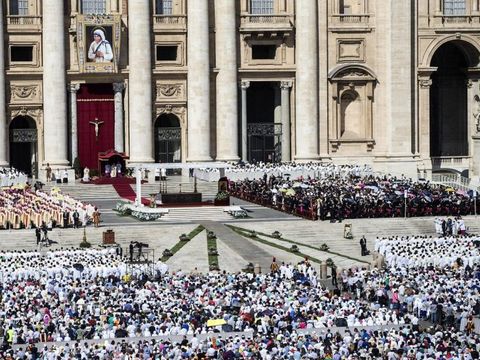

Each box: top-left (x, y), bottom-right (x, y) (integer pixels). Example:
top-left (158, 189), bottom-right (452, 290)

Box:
top-left (430, 41), bottom-right (476, 157)
top-left (154, 114), bottom-right (181, 173)
top-left (9, 116), bottom-right (37, 176)
top-left (247, 82), bottom-right (282, 163)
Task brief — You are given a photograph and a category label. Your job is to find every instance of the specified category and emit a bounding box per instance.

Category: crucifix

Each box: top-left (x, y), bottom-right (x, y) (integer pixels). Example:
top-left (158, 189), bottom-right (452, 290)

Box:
top-left (89, 117), bottom-right (104, 141)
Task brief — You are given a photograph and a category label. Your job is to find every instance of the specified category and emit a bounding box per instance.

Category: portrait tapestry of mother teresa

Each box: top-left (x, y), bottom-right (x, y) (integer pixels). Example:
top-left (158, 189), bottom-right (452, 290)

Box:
top-left (87, 27), bottom-right (114, 63)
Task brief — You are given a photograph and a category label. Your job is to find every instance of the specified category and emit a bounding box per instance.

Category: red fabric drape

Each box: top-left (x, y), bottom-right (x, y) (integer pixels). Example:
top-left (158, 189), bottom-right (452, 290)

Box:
top-left (77, 84), bottom-right (114, 170)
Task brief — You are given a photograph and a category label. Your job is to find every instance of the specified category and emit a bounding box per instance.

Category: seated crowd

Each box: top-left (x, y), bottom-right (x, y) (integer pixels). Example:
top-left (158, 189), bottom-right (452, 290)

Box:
top-left (2, 238), bottom-right (479, 359)
top-left (0, 187), bottom-right (95, 230)
top-left (0, 167), bottom-right (27, 187)
top-left (229, 171), bottom-right (478, 221)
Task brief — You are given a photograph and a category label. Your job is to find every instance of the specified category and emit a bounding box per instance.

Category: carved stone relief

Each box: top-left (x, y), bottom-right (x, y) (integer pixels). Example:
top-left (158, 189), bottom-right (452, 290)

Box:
top-left (10, 84), bottom-right (41, 103)
top-left (156, 83), bottom-right (185, 101)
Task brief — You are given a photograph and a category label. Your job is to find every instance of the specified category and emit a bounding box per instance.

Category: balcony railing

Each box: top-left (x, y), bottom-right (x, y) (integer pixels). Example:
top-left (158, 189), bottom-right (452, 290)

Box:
top-left (6, 15), bottom-right (42, 31)
top-left (429, 15), bottom-right (480, 28)
top-left (240, 14), bottom-right (294, 31)
top-left (153, 15), bottom-right (187, 31)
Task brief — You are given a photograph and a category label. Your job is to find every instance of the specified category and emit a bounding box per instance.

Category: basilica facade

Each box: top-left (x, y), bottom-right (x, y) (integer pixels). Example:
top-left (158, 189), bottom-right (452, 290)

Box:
top-left (1, 0), bottom-right (480, 180)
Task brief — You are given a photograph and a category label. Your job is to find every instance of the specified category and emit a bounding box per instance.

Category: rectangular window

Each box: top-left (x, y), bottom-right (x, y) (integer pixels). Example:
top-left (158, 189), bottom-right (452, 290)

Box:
top-left (444, 0), bottom-right (466, 15)
top-left (9, 0), bottom-right (29, 15)
top-left (252, 45), bottom-right (277, 60)
top-left (81, 0), bottom-right (107, 14)
top-left (10, 46), bottom-right (33, 62)
top-left (250, 0), bottom-right (274, 15)
top-left (156, 0), bottom-right (173, 15)
top-left (156, 45), bottom-right (178, 61)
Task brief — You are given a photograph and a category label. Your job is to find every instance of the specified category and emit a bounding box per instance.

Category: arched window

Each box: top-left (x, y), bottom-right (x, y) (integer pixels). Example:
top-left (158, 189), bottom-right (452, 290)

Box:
top-left (443, 0), bottom-right (466, 15)
top-left (156, 0), bottom-right (173, 15)
top-left (250, 0), bottom-right (274, 15)
top-left (81, 0), bottom-right (106, 15)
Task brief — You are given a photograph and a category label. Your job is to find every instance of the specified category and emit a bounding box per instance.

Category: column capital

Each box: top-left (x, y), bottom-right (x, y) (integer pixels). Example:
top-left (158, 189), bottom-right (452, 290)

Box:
top-left (280, 80), bottom-right (293, 90)
top-left (69, 83), bottom-right (80, 93)
top-left (240, 80), bottom-right (250, 90)
top-left (419, 78), bottom-right (433, 89)
top-left (113, 82), bottom-right (125, 93)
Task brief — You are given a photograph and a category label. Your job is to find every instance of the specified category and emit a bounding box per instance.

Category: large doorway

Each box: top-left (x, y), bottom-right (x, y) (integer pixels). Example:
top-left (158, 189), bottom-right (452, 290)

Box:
top-left (9, 116), bottom-right (37, 176)
top-left (430, 41), bottom-right (476, 157)
top-left (154, 114), bottom-right (181, 173)
top-left (247, 82), bottom-right (282, 163)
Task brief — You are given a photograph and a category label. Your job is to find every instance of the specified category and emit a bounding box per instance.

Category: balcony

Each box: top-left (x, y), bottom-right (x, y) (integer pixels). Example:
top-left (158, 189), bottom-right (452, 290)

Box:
top-left (431, 15), bottom-right (480, 29)
top-left (329, 14), bottom-right (372, 32)
top-left (240, 14), bottom-right (294, 33)
top-left (6, 15), bottom-right (42, 32)
top-left (153, 15), bottom-right (187, 33)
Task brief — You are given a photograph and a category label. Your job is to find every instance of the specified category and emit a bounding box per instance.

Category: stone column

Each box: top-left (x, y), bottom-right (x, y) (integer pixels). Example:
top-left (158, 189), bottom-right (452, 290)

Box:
top-left (280, 81), bottom-right (292, 162)
top-left (43, 0), bottom-right (69, 166)
top-left (69, 83), bottom-right (80, 162)
top-left (295, 0), bottom-right (319, 160)
top-left (0, 0), bottom-right (8, 167)
top-left (113, 82), bottom-right (125, 153)
top-left (418, 76), bottom-right (433, 175)
top-left (240, 81), bottom-right (250, 161)
top-left (215, 0), bottom-right (239, 161)
top-left (128, 1), bottom-right (154, 163)
top-left (473, 0), bottom-right (479, 12)
top-left (187, 0), bottom-right (212, 161)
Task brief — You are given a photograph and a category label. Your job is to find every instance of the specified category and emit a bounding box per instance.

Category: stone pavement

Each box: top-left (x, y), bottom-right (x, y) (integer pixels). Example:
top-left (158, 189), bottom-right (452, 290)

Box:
top-left (199, 221), bottom-right (273, 271)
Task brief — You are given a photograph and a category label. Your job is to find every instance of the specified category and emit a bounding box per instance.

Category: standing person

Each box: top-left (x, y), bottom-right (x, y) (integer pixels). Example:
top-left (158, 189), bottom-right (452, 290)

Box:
top-left (41, 221), bottom-right (49, 245)
top-left (92, 208), bottom-right (101, 228)
top-left (360, 236), bottom-right (367, 256)
top-left (62, 210), bottom-right (69, 228)
top-left (72, 209), bottom-right (79, 229)
top-left (87, 29), bottom-right (113, 63)
top-left (45, 163), bottom-right (52, 182)
top-left (331, 265), bottom-right (338, 287)
top-left (35, 227), bottom-right (41, 245)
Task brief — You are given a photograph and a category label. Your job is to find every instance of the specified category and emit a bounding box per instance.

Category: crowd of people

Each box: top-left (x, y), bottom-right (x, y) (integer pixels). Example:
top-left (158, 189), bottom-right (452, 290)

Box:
top-left (0, 167), bottom-right (27, 187)
top-left (0, 187), bottom-right (95, 230)
top-left (2, 238), bottom-right (479, 359)
top-left (194, 162), bottom-right (374, 182)
top-left (229, 171), bottom-right (479, 221)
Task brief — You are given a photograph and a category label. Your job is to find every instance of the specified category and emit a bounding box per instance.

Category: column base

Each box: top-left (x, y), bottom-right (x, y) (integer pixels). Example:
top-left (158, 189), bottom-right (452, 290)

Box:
top-left (294, 155), bottom-right (321, 162)
top-left (128, 158), bottom-right (155, 164)
top-left (187, 156), bottom-right (213, 162)
top-left (0, 161), bottom-right (10, 167)
top-left (215, 155), bottom-right (240, 162)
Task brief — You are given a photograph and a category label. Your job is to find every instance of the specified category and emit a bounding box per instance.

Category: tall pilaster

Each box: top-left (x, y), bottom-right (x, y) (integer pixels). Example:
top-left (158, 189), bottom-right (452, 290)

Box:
top-left (295, 0), bottom-right (319, 160)
top-left (215, 0), bottom-right (239, 161)
top-left (187, 0), bottom-right (212, 161)
top-left (240, 81), bottom-right (250, 161)
top-left (0, 0), bottom-right (8, 166)
top-left (43, 0), bottom-right (69, 166)
top-left (128, 1), bottom-right (154, 163)
top-left (69, 83), bottom-right (80, 162)
top-left (280, 81), bottom-right (292, 162)
top-left (113, 82), bottom-right (125, 153)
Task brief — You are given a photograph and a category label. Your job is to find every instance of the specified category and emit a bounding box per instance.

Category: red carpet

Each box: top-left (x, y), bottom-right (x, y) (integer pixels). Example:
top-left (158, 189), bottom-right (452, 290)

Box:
top-left (112, 183), bottom-right (150, 206)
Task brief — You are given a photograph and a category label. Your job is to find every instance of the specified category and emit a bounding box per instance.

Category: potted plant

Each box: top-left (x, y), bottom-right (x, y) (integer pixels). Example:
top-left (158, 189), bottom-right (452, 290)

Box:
top-left (290, 244), bottom-right (299, 253)
top-left (179, 233), bottom-right (190, 241)
top-left (320, 243), bottom-right (330, 251)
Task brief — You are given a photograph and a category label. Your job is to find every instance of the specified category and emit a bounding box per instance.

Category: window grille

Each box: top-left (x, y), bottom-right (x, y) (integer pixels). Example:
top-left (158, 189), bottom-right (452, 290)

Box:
top-left (81, 0), bottom-right (107, 15)
top-left (250, 0), bottom-right (274, 15)
top-left (443, 0), bottom-right (466, 15)
top-left (156, 0), bottom-right (173, 15)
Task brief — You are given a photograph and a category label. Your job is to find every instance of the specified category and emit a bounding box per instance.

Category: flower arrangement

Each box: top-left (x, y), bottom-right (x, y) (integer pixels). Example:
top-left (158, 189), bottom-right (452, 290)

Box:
top-left (179, 234), bottom-right (190, 241)
top-left (271, 231), bottom-right (282, 239)
top-left (207, 231), bottom-right (217, 240)
top-left (320, 243), bottom-right (330, 251)
top-left (115, 201), bottom-right (132, 216)
top-left (130, 210), bottom-right (162, 221)
top-left (250, 231), bottom-right (257, 238)
top-left (215, 191), bottom-right (230, 201)
top-left (290, 244), bottom-right (299, 253)
top-left (163, 249), bottom-right (174, 258)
